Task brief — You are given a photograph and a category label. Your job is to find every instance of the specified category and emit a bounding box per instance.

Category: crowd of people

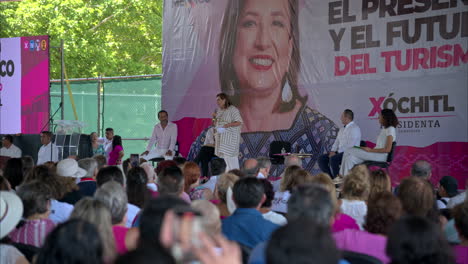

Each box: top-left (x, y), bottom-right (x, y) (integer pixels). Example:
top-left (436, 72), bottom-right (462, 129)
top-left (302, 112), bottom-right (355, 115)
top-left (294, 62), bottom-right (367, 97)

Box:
top-left (0, 146), bottom-right (467, 264)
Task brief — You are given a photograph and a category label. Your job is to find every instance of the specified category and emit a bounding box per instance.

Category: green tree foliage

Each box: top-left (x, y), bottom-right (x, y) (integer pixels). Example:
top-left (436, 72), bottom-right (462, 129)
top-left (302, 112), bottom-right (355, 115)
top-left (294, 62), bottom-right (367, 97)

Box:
top-left (0, 0), bottom-right (163, 78)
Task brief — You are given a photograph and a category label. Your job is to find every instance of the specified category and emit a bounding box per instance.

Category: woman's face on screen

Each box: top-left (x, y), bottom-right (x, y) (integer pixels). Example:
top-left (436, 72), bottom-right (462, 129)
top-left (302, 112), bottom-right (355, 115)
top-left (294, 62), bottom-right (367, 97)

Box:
top-left (233, 0), bottom-right (293, 95)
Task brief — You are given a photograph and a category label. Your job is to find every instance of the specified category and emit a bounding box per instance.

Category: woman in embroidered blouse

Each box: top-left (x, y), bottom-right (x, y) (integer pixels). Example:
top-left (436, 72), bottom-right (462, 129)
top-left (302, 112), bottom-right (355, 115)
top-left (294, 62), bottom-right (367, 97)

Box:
top-left (90, 132), bottom-right (105, 156)
top-left (214, 93), bottom-right (243, 171)
top-left (189, 0), bottom-right (338, 176)
top-left (340, 109), bottom-right (398, 176)
top-left (108, 135), bottom-right (124, 166)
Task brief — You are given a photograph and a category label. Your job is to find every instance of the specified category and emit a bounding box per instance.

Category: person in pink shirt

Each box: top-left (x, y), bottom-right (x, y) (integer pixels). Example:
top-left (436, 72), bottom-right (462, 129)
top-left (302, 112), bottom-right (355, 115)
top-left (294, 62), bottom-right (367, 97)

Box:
top-left (9, 181), bottom-right (55, 247)
top-left (453, 200), bottom-right (468, 264)
top-left (334, 192), bottom-right (403, 263)
top-left (108, 135), bottom-right (124, 166)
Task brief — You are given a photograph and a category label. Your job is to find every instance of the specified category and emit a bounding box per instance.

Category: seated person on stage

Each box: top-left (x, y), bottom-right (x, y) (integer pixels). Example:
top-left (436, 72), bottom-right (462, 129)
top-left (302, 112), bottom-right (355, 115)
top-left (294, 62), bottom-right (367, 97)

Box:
top-left (193, 121), bottom-right (216, 176)
top-left (37, 131), bottom-right (59, 165)
top-left (0, 135), bottom-right (22, 158)
top-left (318, 109), bottom-right (361, 179)
top-left (141, 110), bottom-right (177, 161)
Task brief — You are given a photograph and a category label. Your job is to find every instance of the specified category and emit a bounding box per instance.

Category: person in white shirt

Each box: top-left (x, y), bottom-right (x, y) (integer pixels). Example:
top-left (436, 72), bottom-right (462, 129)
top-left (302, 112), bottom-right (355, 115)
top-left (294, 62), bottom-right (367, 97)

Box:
top-left (0, 135), bottom-right (22, 158)
top-left (340, 109), bottom-right (398, 177)
top-left (318, 109), bottom-right (361, 179)
top-left (141, 110), bottom-right (178, 161)
top-left (37, 131), bottom-right (59, 165)
top-left (199, 158), bottom-right (227, 192)
top-left (256, 157), bottom-right (271, 179)
top-left (96, 128), bottom-right (114, 159)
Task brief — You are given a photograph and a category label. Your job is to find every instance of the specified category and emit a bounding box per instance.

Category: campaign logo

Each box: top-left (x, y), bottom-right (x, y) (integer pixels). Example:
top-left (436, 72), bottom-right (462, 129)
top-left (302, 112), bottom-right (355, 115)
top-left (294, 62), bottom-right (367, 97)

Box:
top-left (41, 39), bottom-right (47, 50)
top-left (368, 93), bottom-right (456, 132)
top-left (29, 40), bottom-right (35, 51)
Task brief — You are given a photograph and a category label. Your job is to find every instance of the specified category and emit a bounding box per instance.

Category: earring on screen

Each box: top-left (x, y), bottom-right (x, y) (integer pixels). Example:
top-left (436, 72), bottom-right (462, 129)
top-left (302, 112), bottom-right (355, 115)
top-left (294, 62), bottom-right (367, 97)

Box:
top-left (227, 80), bottom-right (235, 96)
top-left (282, 81), bottom-right (293, 103)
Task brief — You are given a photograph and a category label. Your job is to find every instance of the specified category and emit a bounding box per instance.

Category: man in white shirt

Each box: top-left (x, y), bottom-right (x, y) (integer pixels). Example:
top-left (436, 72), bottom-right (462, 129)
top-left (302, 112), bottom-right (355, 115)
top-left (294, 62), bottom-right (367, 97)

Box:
top-left (318, 109), bottom-right (361, 179)
top-left (141, 110), bottom-right (178, 161)
top-left (37, 131), bottom-right (59, 165)
top-left (96, 127), bottom-right (114, 159)
top-left (0, 135), bottom-right (22, 158)
top-left (256, 157), bottom-right (271, 179)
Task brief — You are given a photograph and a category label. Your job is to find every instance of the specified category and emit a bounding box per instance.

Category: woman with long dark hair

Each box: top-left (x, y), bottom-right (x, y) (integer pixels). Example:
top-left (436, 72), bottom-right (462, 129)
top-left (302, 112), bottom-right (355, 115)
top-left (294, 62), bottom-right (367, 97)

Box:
top-left (108, 135), bottom-right (124, 166)
top-left (340, 109), bottom-right (398, 176)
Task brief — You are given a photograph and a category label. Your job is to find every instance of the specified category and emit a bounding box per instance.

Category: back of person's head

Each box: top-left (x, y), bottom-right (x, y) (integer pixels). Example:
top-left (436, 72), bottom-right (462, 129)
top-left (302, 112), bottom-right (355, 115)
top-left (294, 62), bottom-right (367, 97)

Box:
top-left (35, 219), bottom-right (104, 264)
top-left (94, 181), bottom-right (128, 225)
top-left (16, 180), bottom-right (52, 218)
top-left (4, 157), bottom-right (23, 190)
top-left (173, 157), bottom-right (186, 167)
top-left (182, 161), bottom-right (201, 193)
top-left (233, 177), bottom-right (264, 208)
top-left (284, 155), bottom-right (302, 167)
top-left (310, 173), bottom-right (338, 206)
top-left (112, 135), bottom-right (122, 149)
top-left (369, 169), bottom-right (391, 200)
top-left (364, 191), bottom-right (402, 235)
top-left (453, 201), bottom-right (468, 241)
top-left (155, 160), bottom-right (178, 176)
top-left (260, 179), bottom-right (275, 208)
top-left (397, 176), bottom-right (434, 218)
top-left (281, 166), bottom-right (311, 192)
top-left (342, 169), bottom-right (370, 201)
top-left (78, 158), bottom-right (98, 178)
top-left (96, 166), bottom-right (124, 187)
top-left (93, 155), bottom-right (107, 170)
top-left (191, 200), bottom-right (221, 238)
top-left (24, 165), bottom-right (70, 200)
top-left (266, 219), bottom-right (340, 264)
top-left (138, 196), bottom-right (189, 248)
top-left (242, 158), bottom-right (259, 178)
top-left (126, 166), bottom-right (150, 208)
top-left (115, 246), bottom-right (175, 264)
top-left (21, 156), bottom-right (35, 178)
top-left (257, 157), bottom-right (272, 170)
top-left (287, 184), bottom-right (334, 226)
top-left (216, 173), bottom-right (239, 203)
top-left (386, 216), bottom-right (454, 264)
top-left (70, 197), bottom-right (116, 260)
top-left (210, 158), bottom-right (227, 176)
top-left (158, 166), bottom-right (184, 195)
top-left (439, 175), bottom-right (459, 198)
top-left (227, 169), bottom-right (246, 179)
top-left (410, 160), bottom-right (432, 179)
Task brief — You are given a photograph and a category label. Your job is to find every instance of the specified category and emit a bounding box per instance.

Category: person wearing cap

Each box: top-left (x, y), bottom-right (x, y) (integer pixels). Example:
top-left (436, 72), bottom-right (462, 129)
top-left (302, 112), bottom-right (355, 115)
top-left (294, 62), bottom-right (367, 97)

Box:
top-left (437, 175), bottom-right (459, 209)
top-left (0, 135), bottom-right (22, 158)
top-left (0, 191), bottom-right (28, 264)
top-left (56, 158), bottom-right (86, 205)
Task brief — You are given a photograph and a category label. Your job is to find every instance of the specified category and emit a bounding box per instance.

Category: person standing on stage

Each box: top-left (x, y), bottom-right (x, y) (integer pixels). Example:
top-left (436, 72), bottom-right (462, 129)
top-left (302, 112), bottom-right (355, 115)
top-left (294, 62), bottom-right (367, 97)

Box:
top-left (37, 131), bottom-right (59, 165)
top-left (141, 110), bottom-right (178, 160)
top-left (317, 109), bottom-right (361, 179)
top-left (102, 128), bottom-right (114, 158)
top-left (0, 135), bottom-right (22, 158)
top-left (214, 93), bottom-right (243, 171)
